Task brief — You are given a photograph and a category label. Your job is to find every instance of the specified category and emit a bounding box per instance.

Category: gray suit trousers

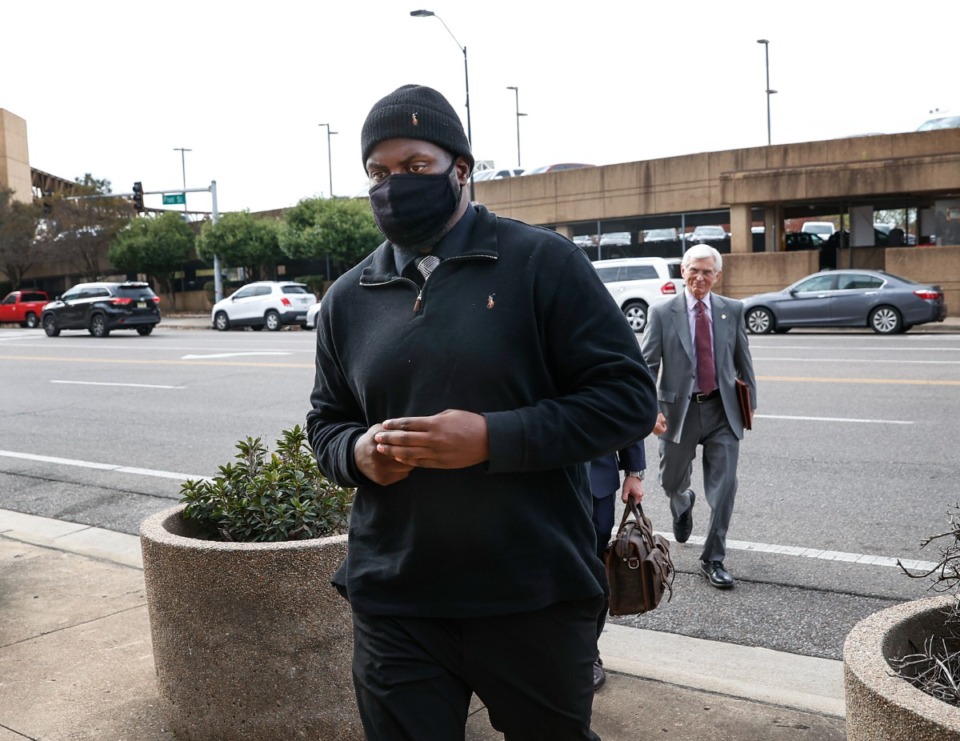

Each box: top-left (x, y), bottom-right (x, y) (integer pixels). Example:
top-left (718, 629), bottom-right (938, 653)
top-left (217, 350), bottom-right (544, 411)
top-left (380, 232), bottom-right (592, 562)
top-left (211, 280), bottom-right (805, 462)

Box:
top-left (658, 395), bottom-right (739, 563)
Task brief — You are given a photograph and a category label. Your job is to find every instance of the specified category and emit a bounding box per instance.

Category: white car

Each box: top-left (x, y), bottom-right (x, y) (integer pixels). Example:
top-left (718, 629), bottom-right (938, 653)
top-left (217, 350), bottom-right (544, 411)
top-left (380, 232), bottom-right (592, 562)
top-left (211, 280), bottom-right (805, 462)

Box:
top-left (685, 225), bottom-right (728, 242)
top-left (916, 111), bottom-right (960, 131)
top-left (472, 168), bottom-right (525, 181)
top-left (643, 228), bottom-right (679, 242)
top-left (305, 300), bottom-right (322, 330)
top-left (211, 281), bottom-right (317, 331)
top-left (592, 257), bottom-right (682, 332)
top-left (800, 221), bottom-right (836, 241)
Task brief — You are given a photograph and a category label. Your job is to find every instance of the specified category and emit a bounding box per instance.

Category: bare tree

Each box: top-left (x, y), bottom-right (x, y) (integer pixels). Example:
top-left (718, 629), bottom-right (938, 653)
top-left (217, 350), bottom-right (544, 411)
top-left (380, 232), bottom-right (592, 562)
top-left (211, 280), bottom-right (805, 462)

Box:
top-left (0, 188), bottom-right (47, 288)
top-left (45, 175), bottom-right (134, 281)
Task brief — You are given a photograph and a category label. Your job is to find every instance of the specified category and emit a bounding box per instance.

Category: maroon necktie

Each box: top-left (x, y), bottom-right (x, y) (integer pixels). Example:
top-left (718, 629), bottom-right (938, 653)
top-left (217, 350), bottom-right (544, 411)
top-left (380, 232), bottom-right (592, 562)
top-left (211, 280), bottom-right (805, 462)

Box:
top-left (695, 300), bottom-right (717, 394)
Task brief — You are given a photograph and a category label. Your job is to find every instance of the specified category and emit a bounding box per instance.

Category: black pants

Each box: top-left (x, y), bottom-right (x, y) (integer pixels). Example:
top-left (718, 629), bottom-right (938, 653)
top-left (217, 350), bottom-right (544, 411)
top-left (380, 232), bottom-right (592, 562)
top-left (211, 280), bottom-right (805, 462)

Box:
top-left (351, 598), bottom-right (603, 741)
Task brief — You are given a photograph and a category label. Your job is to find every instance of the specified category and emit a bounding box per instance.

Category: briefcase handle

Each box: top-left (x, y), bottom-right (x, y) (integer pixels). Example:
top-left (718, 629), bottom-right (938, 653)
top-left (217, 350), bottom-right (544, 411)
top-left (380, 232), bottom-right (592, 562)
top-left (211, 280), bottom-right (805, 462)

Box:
top-left (617, 498), bottom-right (646, 529)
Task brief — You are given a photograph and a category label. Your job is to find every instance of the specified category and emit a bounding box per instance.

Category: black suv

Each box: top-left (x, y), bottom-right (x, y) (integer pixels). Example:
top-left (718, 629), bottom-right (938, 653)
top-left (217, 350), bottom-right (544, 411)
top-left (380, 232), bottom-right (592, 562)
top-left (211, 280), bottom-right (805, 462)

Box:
top-left (41, 282), bottom-right (161, 337)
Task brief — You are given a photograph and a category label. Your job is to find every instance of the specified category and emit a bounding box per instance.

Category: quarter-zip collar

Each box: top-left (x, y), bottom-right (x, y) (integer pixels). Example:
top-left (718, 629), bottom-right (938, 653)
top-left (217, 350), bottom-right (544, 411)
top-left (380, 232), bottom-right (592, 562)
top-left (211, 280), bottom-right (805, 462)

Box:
top-left (360, 204), bottom-right (498, 287)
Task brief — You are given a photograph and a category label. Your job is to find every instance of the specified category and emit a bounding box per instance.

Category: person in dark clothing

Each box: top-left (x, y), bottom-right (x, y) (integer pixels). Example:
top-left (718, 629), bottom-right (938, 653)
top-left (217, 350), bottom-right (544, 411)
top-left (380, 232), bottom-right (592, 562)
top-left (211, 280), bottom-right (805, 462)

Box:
top-left (306, 84), bottom-right (658, 740)
top-left (588, 444), bottom-right (645, 692)
top-left (589, 413), bottom-right (665, 691)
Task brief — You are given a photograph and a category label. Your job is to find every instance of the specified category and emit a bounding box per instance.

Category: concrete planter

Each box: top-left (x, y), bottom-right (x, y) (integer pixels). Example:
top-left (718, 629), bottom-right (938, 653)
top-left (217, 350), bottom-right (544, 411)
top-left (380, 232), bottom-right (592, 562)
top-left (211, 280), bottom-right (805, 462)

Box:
top-left (844, 595), bottom-right (960, 740)
top-left (140, 504), bottom-right (362, 741)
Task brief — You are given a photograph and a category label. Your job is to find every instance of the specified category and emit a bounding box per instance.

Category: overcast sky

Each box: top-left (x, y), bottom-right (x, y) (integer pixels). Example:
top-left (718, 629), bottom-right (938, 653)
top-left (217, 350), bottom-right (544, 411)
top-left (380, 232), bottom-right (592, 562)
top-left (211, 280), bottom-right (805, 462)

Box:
top-left (5, 0), bottom-right (956, 214)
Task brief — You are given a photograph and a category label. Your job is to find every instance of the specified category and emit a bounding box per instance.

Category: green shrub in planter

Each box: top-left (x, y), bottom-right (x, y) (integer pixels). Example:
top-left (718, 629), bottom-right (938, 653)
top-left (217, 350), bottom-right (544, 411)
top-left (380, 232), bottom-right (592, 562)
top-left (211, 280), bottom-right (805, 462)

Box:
top-left (179, 424), bottom-right (353, 542)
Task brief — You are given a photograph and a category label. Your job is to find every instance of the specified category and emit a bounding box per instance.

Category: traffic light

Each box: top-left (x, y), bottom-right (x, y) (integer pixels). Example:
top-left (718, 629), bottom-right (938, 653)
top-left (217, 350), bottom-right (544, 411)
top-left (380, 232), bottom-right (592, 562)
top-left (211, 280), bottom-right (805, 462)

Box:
top-left (132, 182), bottom-right (144, 212)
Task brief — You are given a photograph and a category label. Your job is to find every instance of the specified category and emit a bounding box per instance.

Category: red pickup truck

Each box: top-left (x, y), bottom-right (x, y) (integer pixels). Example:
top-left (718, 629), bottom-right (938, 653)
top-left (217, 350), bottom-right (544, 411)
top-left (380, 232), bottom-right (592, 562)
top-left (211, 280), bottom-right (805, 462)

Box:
top-left (0, 290), bottom-right (50, 328)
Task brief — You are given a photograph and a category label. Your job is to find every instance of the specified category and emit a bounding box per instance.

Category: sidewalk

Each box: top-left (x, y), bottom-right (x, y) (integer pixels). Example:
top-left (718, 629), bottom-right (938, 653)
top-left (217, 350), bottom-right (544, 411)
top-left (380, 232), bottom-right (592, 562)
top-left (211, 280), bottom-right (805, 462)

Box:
top-left (0, 509), bottom-right (846, 740)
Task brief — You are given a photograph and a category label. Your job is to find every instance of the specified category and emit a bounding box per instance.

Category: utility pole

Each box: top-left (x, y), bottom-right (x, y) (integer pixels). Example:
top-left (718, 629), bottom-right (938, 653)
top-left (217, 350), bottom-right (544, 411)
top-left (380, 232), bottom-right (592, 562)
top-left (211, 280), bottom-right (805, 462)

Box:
top-left (318, 124), bottom-right (337, 198)
top-left (173, 148), bottom-right (191, 217)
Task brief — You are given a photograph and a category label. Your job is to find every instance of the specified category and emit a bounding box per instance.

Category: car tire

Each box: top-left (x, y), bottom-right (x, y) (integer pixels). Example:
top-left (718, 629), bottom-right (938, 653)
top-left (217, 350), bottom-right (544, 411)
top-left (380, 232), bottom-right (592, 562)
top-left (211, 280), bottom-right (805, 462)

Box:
top-left (42, 314), bottom-right (60, 337)
top-left (265, 310), bottom-right (281, 331)
top-left (214, 311), bottom-right (231, 331)
top-left (869, 305), bottom-right (902, 334)
top-left (25, 312), bottom-right (39, 329)
top-left (137, 326), bottom-right (154, 336)
top-left (746, 307), bottom-right (774, 334)
top-left (89, 313), bottom-right (110, 337)
top-left (622, 301), bottom-right (649, 333)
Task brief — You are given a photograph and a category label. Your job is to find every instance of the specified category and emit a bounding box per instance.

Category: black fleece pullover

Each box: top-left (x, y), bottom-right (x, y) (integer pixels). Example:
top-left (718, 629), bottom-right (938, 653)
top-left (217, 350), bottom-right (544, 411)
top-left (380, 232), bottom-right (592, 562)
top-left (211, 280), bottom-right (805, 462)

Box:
top-left (307, 204), bottom-right (658, 618)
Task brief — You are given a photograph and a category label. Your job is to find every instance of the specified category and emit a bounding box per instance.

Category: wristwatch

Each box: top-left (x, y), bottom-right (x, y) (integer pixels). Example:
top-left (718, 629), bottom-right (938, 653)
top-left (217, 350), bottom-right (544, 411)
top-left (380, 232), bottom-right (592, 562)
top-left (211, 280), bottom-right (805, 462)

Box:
top-left (626, 470), bottom-right (644, 480)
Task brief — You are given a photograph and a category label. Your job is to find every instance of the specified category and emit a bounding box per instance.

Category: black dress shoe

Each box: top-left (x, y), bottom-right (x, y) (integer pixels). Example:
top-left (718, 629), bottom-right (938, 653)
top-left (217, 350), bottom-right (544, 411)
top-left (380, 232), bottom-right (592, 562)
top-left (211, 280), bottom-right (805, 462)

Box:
top-left (672, 490), bottom-right (696, 543)
top-left (593, 658), bottom-right (606, 691)
top-left (700, 560), bottom-right (735, 589)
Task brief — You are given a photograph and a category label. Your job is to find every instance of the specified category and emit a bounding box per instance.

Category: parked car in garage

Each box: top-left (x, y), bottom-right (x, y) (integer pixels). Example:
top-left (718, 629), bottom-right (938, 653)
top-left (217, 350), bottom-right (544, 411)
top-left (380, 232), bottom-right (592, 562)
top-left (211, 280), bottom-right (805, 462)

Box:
top-left (800, 221), bottom-right (836, 241)
top-left (741, 270), bottom-right (946, 335)
top-left (592, 257), bottom-right (681, 332)
top-left (684, 225), bottom-right (727, 242)
top-left (643, 228), bottom-right (679, 242)
top-left (472, 168), bottom-right (524, 181)
top-left (211, 281), bottom-right (316, 331)
top-left (786, 232), bottom-right (825, 251)
top-left (40, 282), bottom-right (161, 337)
top-left (916, 111), bottom-right (960, 131)
top-left (522, 163), bottom-right (595, 175)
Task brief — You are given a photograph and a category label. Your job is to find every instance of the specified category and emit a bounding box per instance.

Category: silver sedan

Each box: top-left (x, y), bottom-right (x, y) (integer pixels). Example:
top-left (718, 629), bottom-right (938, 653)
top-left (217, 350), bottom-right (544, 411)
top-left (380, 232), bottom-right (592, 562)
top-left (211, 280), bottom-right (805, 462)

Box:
top-left (742, 269), bottom-right (946, 334)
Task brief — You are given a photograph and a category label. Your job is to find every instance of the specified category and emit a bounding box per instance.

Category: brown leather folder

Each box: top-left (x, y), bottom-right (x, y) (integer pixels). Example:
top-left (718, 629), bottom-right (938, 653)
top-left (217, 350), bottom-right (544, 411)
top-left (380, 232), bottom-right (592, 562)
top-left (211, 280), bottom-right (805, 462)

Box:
top-left (735, 379), bottom-right (753, 431)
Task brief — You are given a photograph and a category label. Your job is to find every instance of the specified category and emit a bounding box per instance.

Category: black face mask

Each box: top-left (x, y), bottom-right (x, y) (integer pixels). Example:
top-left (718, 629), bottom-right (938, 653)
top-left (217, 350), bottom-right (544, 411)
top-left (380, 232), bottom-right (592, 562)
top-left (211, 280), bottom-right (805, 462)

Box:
top-left (368, 161), bottom-right (462, 253)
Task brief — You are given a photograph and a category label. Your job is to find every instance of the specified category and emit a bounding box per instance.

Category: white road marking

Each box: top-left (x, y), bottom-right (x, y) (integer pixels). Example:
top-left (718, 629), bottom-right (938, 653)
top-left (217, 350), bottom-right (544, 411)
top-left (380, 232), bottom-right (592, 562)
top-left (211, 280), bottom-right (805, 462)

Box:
top-left (755, 414), bottom-right (913, 425)
top-left (656, 532), bottom-right (938, 573)
top-left (0, 448), bottom-right (936, 574)
top-left (50, 380), bottom-right (185, 389)
top-left (0, 450), bottom-right (205, 481)
top-left (752, 344), bottom-right (960, 352)
top-left (181, 352), bottom-right (290, 359)
top-left (755, 356), bottom-right (960, 365)
top-left (0, 333), bottom-right (41, 342)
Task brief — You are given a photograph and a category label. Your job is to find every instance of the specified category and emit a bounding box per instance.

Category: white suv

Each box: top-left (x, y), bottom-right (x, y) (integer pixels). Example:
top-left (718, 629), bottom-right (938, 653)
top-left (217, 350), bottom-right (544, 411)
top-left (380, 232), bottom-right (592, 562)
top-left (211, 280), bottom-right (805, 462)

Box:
top-left (211, 281), bottom-right (317, 331)
top-left (592, 257), bottom-right (682, 332)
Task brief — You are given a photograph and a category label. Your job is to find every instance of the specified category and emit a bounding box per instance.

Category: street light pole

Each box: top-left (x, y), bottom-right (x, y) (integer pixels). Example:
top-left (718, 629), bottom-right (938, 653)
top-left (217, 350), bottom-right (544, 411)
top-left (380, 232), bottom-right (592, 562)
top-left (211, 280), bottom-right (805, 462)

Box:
top-left (173, 147), bottom-right (191, 216)
top-left (318, 123), bottom-right (337, 198)
top-left (756, 39), bottom-right (777, 146)
top-left (506, 86), bottom-right (527, 169)
top-left (410, 9), bottom-right (474, 200)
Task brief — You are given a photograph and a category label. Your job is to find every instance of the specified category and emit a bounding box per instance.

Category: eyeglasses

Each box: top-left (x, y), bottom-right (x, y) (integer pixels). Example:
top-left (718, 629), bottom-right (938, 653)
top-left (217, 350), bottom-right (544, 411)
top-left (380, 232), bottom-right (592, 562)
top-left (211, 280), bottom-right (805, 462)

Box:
top-left (685, 268), bottom-right (717, 279)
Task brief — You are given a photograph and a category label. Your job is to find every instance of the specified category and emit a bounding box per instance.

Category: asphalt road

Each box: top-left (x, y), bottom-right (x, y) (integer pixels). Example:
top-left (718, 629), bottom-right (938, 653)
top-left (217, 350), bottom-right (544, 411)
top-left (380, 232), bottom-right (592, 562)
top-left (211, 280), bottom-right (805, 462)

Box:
top-left (1, 324), bottom-right (958, 663)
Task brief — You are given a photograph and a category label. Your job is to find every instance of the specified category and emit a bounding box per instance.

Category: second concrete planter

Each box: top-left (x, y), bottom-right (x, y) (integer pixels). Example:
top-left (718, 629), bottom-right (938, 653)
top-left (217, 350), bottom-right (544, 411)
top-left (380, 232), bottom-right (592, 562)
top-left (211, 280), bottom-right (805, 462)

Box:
top-left (844, 594), bottom-right (960, 741)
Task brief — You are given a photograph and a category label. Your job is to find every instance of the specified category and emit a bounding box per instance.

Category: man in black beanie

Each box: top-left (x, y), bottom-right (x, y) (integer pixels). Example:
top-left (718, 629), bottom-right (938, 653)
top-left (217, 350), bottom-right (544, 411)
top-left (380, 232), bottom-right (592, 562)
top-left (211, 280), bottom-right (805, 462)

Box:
top-left (307, 83), bottom-right (657, 740)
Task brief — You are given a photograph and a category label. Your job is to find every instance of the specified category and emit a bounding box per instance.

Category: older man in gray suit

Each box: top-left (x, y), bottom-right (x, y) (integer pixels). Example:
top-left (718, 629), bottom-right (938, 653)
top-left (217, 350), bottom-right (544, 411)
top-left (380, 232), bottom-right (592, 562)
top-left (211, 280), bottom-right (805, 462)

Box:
top-left (640, 243), bottom-right (757, 589)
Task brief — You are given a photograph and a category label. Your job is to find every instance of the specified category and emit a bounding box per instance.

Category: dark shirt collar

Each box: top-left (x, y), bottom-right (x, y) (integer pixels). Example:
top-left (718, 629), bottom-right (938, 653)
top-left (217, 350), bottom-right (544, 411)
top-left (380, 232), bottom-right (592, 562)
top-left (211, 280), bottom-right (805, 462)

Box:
top-left (393, 204), bottom-right (477, 275)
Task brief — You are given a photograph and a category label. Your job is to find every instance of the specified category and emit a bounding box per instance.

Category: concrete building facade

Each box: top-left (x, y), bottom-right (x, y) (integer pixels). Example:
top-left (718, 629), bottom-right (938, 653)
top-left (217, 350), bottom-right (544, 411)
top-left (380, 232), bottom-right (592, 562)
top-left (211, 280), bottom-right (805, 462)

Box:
top-left (0, 109), bottom-right (32, 204)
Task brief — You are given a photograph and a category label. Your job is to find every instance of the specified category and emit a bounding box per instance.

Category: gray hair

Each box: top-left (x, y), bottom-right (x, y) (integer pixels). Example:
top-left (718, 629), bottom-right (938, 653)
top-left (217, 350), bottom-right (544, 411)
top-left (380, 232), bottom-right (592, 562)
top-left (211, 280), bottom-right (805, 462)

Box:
top-left (682, 243), bottom-right (723, 272)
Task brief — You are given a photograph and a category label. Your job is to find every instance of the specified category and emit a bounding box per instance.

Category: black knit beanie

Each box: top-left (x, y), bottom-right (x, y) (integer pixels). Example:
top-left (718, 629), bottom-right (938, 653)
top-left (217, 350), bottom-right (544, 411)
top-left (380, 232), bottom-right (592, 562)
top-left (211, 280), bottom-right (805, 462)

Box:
top-left (361, 84), bottom-right (473, 170)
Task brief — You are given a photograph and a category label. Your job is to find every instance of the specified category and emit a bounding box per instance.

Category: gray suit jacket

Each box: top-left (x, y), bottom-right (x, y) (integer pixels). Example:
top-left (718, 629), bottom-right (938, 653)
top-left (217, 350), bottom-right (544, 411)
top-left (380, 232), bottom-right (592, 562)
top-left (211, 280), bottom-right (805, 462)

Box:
top-left (640, 292), bottom-right (757, 443)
